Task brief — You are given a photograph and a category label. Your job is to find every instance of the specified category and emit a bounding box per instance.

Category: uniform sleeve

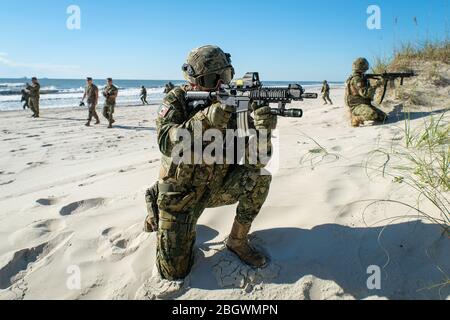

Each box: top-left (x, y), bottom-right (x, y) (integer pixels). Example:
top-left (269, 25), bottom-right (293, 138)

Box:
top-left (351, 76), bottom-right (376, 99)
top-left (156, 88), bottom-right (212, 157)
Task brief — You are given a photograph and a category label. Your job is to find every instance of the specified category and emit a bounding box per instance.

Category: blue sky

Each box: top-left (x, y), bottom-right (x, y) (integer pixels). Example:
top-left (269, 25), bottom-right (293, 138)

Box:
top-left (0, 0), bottom-right (448, 81)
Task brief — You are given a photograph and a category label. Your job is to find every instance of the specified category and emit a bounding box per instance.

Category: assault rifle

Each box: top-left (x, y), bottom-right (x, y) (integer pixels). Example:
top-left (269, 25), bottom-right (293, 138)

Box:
top-left (365, 72), bottom-right (415, 103)
top-left (185, 72), bottom-right (318, 137)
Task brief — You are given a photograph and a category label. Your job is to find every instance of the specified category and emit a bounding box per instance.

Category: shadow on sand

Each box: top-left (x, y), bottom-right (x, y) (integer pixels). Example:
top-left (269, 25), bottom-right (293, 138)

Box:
top-left (192, 221), bottom-right (449, 300)
top-left (385, 104), bottom-right (448, 125)
top-left (113, 125), bottom-right (156, 131)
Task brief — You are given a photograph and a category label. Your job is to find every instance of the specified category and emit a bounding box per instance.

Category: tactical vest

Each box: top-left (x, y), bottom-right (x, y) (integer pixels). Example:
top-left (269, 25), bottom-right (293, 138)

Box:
top-left (345, 75), bottom-right (371, 107)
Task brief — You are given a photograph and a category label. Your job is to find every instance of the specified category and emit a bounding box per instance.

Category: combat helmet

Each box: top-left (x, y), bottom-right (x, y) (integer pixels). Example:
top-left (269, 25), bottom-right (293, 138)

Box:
top-left (182, 45), bottom-right (235, 89)
top-left (352, 57), bottom-right (370, 73)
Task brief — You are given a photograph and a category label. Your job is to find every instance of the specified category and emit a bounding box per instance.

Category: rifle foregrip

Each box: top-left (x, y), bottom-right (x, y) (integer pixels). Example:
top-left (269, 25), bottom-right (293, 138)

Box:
top-left (271, 108), bottom-right (303, 118)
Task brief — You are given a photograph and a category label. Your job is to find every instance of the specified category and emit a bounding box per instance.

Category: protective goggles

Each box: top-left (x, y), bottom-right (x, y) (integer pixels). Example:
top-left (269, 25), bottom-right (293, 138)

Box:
top-left (193, 67), bottom-right (234, 89)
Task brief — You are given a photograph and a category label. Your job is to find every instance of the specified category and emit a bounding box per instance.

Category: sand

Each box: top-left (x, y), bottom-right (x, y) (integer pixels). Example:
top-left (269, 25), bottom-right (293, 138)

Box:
top-left (0, 86), bottom-right (448, 300)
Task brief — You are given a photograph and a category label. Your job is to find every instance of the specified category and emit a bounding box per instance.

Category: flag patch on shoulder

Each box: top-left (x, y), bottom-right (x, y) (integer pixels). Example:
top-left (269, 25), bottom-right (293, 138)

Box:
top-left (158, 104), bottom-right (171, 118)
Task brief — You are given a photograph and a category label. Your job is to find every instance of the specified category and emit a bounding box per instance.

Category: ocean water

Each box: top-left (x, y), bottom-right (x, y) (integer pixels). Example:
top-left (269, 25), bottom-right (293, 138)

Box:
top-left (0, 78), bottom-right (342, 111)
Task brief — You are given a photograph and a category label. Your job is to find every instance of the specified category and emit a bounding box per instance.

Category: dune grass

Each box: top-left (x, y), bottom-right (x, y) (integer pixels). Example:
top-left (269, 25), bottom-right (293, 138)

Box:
top-left (365, 111), bottom-right (450, 235)
top-left (372, 39), bottom-right (450, 72)
top-left (392, 40), bottom-right (450, 68)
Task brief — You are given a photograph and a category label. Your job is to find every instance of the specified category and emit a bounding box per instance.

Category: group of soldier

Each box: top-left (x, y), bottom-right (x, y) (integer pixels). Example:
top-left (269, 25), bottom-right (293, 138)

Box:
top-left (21, 78), bottom-right (182, 129)
top-left (20, 45), bottom-right (389, 283)
top-left (142, 46), bottom-right (392, 282)
top-left (22, 77), bottom-right (119, 128)
top-left (79, 77), bottom-right (119, 128)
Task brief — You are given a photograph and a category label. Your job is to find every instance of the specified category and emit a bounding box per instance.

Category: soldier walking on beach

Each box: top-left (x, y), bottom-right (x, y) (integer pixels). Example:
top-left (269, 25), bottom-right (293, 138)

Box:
top-left (102, 78), bottom-right (118, 128)
top-left (140, 86), bottom-right (149, 105)
top-left (321, 80), bottom-right (333, 105)
top-left (21, 89), bottom-right (30, 110)
top-left (26, 77), bottom-right (40, 118)
top-left (81, 77), bottom-right (100, 127)
top-left (144, 45), bottom-right (276, 281)
top-left (345, 58), bottom-right (388, 127)
top-left (163, 82), bottom-right (175, 94)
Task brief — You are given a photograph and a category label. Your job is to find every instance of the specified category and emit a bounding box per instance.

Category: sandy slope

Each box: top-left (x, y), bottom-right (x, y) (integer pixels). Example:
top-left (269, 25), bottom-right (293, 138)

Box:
top-left (0, 87), bottom-right (448, 300)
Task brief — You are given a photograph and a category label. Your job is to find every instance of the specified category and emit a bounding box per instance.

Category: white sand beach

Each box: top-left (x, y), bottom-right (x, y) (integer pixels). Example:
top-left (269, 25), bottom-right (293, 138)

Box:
top-left (0, 84), bottom-right (448, 300)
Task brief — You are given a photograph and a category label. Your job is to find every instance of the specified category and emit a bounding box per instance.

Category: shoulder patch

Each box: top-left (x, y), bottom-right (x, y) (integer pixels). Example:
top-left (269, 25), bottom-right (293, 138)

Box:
top-left (158, 104), bottom-right (171, 118)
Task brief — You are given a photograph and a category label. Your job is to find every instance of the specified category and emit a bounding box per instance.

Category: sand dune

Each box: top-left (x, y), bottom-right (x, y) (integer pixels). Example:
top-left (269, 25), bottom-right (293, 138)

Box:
top-left (0, 87), bottom-right (448, 300)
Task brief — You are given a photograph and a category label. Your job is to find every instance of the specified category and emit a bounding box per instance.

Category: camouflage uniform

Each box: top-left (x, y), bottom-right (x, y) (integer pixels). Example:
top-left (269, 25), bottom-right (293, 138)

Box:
top-left (85, 83), bottom-right (100, 125)
top-left (164, 82), bottom-right (175, 94)
top-left (27, 81), bottom-right (40, 117)
top-left (345, 58), bottom-right (387, 126)
top-left (141, 87), bottom-right (149, 105)
top-left (21, 90), bottom-right (30, 110)
top-left (102, 82), bottom-right (118, 128)
top-left (147, 46), bottom-right (275, 281)
top-left (321, 81), bottom-right (333, 105)
top-left (155, 86), bottom-right (272, 280)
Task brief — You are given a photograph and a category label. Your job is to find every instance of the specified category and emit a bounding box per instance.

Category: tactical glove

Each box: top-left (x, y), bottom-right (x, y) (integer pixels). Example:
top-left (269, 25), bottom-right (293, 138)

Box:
top-left (253, 104), bottom-right (277, 131)
top-left (203, 102), bottom-right (234, 129)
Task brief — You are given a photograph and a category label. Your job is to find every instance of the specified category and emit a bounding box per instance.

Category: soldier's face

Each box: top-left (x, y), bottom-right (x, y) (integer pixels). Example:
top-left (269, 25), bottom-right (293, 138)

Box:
top-left (107, 80), bottom-right (112, 85)
top-left (87, 80), bottom-right (92, 85)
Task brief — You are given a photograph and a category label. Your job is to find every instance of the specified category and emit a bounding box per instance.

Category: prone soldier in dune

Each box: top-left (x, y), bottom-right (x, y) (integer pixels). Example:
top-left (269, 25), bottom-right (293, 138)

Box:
top-left (102, 78), bottom-right (119, 128)
top-left (81, 77), bottom-right (100, 127)
top-left (26, 77), bottom-right (40, 118)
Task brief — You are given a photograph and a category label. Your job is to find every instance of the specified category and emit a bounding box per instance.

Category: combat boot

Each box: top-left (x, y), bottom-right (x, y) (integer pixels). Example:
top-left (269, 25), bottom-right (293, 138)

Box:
top-left (85, 121), bottom-right (91, 127)
top-left (351, 115), bottom-right (364, 127)
top-left (226, 220), bottom-right (267, 268)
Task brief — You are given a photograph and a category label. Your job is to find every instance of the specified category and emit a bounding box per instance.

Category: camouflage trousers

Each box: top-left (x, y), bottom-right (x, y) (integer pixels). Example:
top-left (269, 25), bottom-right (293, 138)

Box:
top-left (29, 98), bottom-right (39, 117)
top-left (87, 102), bottom-right (99, 123)
top-left (103, 104), bottom-right (115, 125)
top-left (350, 104), bottom-right (387, 122)
top-left (322, 93), bottom-right (333, 104)
top-left (155, 166), bottom-right (272, 281)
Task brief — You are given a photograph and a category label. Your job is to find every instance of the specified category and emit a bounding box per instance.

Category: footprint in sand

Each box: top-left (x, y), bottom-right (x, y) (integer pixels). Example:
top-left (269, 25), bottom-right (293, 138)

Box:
top-left (9, 219), bottom-right (67, 247)
top-left (0, 180), bottom-right (15, 186)
top-left (59, 198), bottom-right (106, 216)
top-left (36, 197), bottom-right (59, 206)
top-left (98, 224), bottom-right (148, 260)
top-left (41, 144), bottom-right (53, 148)
top-left (0, 232), bottom-right (72, 290)
top-left (119, 167), bottom-right (136, 173)
top-left (332, 146), bottom-right (342, 152)
top-left (26, 162), bottom-right (45, 168)
top-left (10, 148), bottom-right (27, 153)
